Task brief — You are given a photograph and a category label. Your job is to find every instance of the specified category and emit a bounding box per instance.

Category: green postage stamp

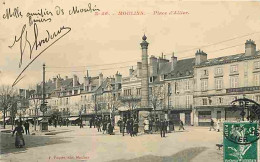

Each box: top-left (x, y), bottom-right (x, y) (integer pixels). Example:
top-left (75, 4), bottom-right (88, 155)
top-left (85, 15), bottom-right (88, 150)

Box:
top-left (224, 122), bottom-right (259, 162)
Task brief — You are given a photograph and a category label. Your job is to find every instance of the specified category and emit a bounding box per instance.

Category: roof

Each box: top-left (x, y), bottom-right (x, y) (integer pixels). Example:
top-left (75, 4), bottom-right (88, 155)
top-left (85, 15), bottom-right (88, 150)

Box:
top-left (166, 58), bottom-right (195, 79)
top-left (196, 51), bottom-right (260, 68)
top-left (158, 62), bottom-right (171, 75)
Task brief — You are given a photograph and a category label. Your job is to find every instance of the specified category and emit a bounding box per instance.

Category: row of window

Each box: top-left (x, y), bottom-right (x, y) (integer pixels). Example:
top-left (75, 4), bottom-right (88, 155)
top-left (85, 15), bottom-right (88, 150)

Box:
top-left (201, 72), bottom-right (260, 91)
top-left (201, 76), bottom-right (240, 91)
top-left (202, 61), bottom-right (260, 77)
top-left (200, 95), bottom-right (260, 106)
top-left (202, 97), bottom-right (224, 106)
top-left (123, 88), bottom-right (141, 96)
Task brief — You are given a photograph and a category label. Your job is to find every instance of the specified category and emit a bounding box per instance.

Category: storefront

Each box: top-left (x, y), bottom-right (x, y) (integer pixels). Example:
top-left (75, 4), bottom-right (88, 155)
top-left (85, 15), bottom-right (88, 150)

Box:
top-left (169, 109), bottom-right (192, 125)
top-left (198, 111), bottom-right (211, 126)
top-left (194, 105), bottom-right (243, 126)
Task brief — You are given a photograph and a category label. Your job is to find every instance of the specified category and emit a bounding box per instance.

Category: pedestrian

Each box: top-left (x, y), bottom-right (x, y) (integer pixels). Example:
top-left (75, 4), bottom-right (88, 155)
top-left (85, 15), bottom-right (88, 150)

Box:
top-left (92, 118), bottom-right (97, 128)
top-left (159, 119), bottom-right (166, 138)
top-left (122, 119), bottom-right (126, 136)
top-left (172, 120), bottom-right (175, 132)
top-left (144, 118), bottom-right (149, 134)
top-left (149, 117), bottom-right (153, 133)
top-left (54, 119), bottom-right (57, 128)
top-left (79, 118), bottom-right (83, 128)
top-left (24, 121), bottom-right (30, 135)
top-left (216, 120), bottom-right (220, 132)
top-left (129, 117), bottom-right (134, 137)
top-left (133, 119), bottom-right (139, 136)
top-left (66, 119), bottom-right (68, 127)
top-left (179, 120), bottom-right (185, 131)
top-left (102, 118), bottom-right (107, 134)
top-left (155, 118), bottom-right (159, 132)
top-left (209, 119), bottom-right (216, 131)
top-left (89, 118), bottom-right (93, 128)
top-left (126, 118), bottom-right (131, 134)
top-left (117, 118), bottom-right (123, 133)
top-left (96, 118), bottom-right (100, 132)
top-left (106, 117), bottom-right (110, 134)
top-left (12, 122), bottom-right (25, 148)
top-left (108, 122), bottom-right (114, 135)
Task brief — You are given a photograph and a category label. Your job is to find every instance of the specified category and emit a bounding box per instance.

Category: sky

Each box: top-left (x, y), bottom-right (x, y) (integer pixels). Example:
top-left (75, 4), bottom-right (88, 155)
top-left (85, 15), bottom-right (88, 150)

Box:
top-left (0, 0), bottom-right (260, 89)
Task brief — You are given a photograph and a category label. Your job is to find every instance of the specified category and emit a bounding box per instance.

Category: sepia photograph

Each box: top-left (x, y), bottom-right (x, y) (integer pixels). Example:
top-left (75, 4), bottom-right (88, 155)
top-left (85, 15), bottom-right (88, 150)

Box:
top-left (0, 0), bottom-right (260, 161)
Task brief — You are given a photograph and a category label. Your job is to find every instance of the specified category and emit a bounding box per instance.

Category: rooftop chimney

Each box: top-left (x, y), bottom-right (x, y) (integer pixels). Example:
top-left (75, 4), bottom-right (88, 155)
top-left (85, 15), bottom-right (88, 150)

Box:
top-left (195, 49), bottom-right (207, 65)
top-left (129, 67), bottom-right (134, 77)
top-left (55, 75), bottom-right (61, 90)
top-left (99, 73), bottom-right (103, 86)
top-left (73, 74), bottom-right (78, 87)
top-left (158, 53), bottom-right (169, 69)
top-left (245, 39), bottom-right (256, 56)
top-left (171, 52), bottom-right (177, 71)
top-left (115, 71), bottom-right (122, 90)
top-left (149, 55), bottom-right (158, 76)
top-left (53, 77), bottom-right (57, 83)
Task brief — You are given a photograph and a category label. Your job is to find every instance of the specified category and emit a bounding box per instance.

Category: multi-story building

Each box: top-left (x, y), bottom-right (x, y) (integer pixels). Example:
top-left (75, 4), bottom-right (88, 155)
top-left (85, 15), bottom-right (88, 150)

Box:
top-left (27, 71), bottom-right (122, 124)
top-left (121, 53), bottom-right (175, 119)
top-left (165, 55), bottom-right (195, 125)
top-left (194, 39), bottom-right (260, 126)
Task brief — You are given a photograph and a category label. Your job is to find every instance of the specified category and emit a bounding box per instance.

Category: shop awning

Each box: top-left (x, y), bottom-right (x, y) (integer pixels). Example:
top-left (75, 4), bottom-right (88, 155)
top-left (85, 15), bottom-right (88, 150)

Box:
top-left (68, 117), bottom-right (79, 121)
top-left (0, 117), bottom-right (10, 122)
top-left (118, 106), bottom-right (130, 112)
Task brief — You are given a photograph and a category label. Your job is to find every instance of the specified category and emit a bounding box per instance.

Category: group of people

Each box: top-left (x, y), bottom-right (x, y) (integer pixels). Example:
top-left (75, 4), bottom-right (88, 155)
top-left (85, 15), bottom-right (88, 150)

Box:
top-left (117, 117), bottom-right (139, 137)
top-left (88, 116), bottom-right (115, 135)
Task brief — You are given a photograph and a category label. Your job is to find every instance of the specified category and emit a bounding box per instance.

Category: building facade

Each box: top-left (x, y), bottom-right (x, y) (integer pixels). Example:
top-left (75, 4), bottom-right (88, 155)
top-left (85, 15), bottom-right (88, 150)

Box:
top-left (194, 40), bottom-right (260, 126)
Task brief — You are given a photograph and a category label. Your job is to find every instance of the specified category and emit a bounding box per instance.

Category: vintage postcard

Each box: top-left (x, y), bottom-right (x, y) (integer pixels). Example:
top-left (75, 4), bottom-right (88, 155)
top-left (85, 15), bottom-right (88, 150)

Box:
top-left (0, 0), bottom-right (260, 162)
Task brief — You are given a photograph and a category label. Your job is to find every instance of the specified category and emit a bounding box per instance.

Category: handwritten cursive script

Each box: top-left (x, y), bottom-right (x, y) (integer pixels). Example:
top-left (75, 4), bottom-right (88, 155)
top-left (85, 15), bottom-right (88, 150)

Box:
top-left (8, 23), bottom-right (71, 87)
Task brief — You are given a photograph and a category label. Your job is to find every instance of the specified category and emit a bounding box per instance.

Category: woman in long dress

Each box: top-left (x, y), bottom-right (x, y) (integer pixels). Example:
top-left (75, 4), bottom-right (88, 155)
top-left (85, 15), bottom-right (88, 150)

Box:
top-left (12, 122), bottom-right (25, 148)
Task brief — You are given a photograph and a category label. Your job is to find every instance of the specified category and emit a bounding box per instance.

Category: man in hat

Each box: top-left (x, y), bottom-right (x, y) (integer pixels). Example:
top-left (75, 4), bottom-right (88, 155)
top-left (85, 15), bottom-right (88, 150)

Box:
top-left (160, 119), bottom-right (166, 138)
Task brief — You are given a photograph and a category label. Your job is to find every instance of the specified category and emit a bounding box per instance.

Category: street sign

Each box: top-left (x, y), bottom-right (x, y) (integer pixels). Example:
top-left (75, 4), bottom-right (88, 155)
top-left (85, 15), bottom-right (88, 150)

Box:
top-left (223, 122), bottom-right (259, 162)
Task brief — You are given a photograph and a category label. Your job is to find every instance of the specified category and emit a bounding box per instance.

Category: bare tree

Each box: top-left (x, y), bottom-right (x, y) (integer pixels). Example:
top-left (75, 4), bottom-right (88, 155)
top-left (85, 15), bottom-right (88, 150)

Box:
top-left (109, 93), bottom-right (123, 125)
top-left (0, 85), bottom-right (18, 129)
top-left (120, 95), bottom-right (141, 118)
top-left (150, 85), bottom-right (164, 111)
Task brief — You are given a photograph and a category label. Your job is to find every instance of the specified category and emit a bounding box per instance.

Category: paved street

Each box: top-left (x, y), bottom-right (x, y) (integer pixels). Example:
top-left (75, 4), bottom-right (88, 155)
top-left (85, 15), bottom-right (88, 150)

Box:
top-left (0, 125), bottom-right (226, 162)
